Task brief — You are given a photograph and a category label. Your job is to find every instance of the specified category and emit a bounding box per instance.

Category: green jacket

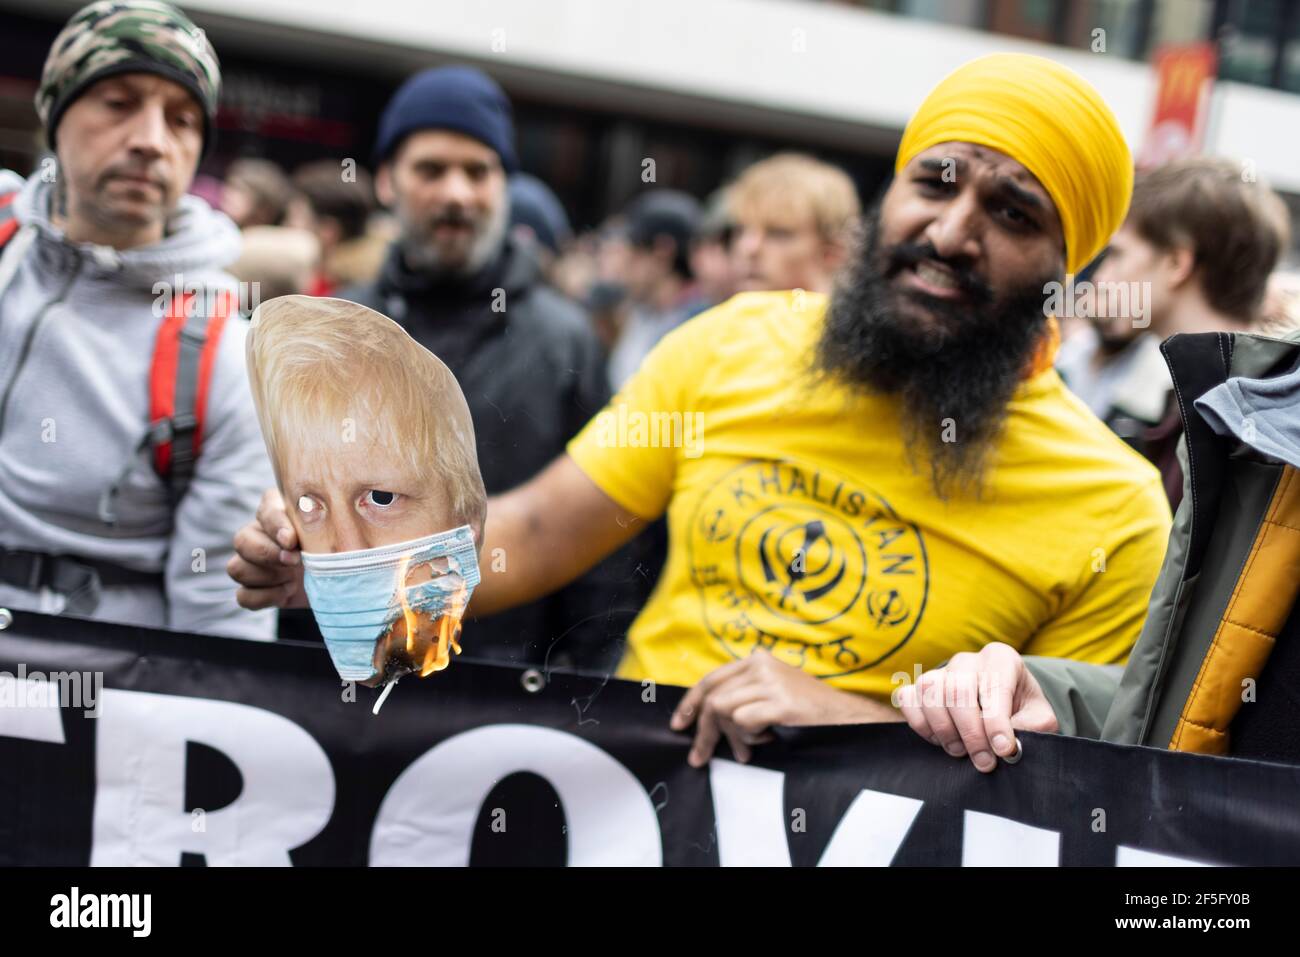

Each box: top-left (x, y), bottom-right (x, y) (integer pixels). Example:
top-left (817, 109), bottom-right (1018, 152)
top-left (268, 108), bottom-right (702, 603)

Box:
top-left (1027, 329), bottom-right (1300, 759)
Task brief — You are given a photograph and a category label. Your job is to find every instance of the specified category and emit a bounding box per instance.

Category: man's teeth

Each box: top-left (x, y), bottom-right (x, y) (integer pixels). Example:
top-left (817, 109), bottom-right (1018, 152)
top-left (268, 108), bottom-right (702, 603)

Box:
top-left (915, 262), bottom-right (959, 289)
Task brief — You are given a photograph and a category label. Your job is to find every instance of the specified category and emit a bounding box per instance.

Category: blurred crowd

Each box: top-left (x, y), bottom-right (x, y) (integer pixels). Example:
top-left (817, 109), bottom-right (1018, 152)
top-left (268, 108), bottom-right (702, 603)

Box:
top-left (208, 135), bottom-right (869, 393)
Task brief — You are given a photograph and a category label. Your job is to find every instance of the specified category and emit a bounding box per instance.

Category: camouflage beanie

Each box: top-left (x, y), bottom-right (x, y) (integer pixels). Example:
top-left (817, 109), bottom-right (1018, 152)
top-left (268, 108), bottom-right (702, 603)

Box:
top-left (36, 0), bottom-right (221, 154)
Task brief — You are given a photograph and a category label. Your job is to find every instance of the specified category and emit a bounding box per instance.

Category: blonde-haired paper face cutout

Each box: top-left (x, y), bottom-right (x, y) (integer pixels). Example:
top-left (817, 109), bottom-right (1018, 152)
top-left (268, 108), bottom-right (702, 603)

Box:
top-left (246, 295), bottom-right (487, 690)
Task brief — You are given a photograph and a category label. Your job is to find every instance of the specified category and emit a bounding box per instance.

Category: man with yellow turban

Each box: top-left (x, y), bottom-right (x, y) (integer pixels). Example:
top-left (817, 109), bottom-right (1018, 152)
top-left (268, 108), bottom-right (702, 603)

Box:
top-left (231, 54), bottom-right (1172, 771)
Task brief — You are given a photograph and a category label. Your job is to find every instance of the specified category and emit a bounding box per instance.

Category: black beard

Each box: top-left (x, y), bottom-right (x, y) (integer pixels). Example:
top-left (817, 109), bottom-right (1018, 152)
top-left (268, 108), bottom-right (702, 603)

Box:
top-left (814, 204), bottom-right (1055, 499)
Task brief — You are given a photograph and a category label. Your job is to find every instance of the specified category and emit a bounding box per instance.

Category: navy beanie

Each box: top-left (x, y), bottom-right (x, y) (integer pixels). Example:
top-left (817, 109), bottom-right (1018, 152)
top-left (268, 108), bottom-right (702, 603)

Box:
top-left (509, 173), bottom-right (572, 254)
top-left (374, 65), bottom-right (518, 172)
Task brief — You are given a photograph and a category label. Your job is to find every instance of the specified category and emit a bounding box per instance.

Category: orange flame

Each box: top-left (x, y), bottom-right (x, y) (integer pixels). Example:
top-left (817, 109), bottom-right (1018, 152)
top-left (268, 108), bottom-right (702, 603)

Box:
top-left (420, 575), bottom-right (467, 677)
top-left (379, 554), bottom-right (468, 679)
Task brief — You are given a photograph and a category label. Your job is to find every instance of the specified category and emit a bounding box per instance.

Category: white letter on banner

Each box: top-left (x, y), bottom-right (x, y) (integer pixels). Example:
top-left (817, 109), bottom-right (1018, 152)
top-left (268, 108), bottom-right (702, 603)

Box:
top-left (90, 689), bottom-right (334, 866)
top-left (962, 810), bottom-right (1060, 866)
top-left (1116, 846), bottom-right (1213, 866)
top-left (710, 759), bottom-right (923, 866)
top-left (0, 676), bottom-right (65, 743)
top-left (370, 724), bottom-right (661, 866)
top-left (711, 759), bottom-right (791, 865)
top-left (816, 788), bottom-right (924, 866)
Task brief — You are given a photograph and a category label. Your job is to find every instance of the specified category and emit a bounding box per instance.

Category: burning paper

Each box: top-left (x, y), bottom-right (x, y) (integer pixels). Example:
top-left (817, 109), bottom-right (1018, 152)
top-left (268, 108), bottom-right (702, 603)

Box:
top-left (369, 553), bottom-right (470, 714)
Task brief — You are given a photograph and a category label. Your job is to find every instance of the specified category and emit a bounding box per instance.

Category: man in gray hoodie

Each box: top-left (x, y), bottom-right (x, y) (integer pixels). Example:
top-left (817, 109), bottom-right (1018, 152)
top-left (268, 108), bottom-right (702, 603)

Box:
top-left (0, 0), bottom-right (274, 640)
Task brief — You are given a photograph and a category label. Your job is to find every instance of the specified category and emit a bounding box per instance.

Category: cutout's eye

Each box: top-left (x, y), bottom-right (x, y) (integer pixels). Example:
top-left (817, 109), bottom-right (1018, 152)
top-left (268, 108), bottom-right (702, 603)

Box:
top-left (366, 490), bottom-right (396, 508)
top-left (297, 495), bottom-right (317, 514)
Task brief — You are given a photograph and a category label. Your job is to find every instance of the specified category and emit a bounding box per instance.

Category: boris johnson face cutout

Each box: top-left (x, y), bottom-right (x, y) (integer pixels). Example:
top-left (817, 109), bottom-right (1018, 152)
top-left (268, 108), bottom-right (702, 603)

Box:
top-left (246, 296), bottom-right (486, 690)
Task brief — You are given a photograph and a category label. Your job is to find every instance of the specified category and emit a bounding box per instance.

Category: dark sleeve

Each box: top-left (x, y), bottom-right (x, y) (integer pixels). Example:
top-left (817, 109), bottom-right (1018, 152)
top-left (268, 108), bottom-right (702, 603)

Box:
top-left (543, 302), bottom-right (657, 673)
top-left (563, 308), bottom-right (613, 436)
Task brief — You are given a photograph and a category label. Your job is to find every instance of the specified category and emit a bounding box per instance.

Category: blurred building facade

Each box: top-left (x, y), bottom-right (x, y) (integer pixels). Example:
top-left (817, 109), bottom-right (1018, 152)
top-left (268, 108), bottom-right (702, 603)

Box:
top-left (2, 0), bottom-right (1299, 242)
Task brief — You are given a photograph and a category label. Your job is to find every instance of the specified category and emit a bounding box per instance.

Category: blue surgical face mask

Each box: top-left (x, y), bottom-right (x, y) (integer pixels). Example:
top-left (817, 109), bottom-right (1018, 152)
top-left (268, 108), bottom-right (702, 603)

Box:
top-left (300, 525), bottom-right (480, 682)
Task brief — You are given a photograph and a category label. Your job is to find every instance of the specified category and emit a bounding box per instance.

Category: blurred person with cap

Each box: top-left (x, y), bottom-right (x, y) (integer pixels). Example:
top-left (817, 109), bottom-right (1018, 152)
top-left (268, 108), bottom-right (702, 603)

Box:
top-left (583, 278), bottom-right (631, 352)
top-left (335, 64), bottom-right (643, 671)
top-left (0, 0), bottom-right (275, 639)
top-left (688, 188), bottom-right (738, 313)
top-left (606, 188), bottom-right (703, 388)
top-left (235, 53), bottom-right (1171, 766)
top-left (286, 158), bottom-right (385, 297)
top-left (221, 157), bottom-right (292, 230)
top-left (508, 171), bottom-right (572, 281)
top-left (728, 152), bottom-right (859, 296)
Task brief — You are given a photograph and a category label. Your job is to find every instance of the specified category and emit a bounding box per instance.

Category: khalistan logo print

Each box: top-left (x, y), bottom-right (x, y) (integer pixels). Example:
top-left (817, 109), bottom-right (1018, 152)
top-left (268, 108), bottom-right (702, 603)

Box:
top-left (688, 460), bottom-right (928, 676)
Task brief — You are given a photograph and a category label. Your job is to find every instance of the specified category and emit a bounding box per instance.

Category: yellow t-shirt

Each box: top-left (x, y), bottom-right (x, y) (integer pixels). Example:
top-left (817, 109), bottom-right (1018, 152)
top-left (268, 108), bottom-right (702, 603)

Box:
top-left (568, 291), bottom-right (1172, 698)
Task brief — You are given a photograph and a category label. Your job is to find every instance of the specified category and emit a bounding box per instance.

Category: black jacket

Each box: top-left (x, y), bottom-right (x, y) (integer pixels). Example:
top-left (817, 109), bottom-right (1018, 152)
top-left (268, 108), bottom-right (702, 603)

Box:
top-left (335, 236), bottom-right (652, 670)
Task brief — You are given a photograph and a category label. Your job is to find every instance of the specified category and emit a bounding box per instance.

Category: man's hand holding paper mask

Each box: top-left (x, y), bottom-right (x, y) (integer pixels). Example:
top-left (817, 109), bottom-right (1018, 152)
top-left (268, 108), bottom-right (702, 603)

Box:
top-left (245, 296), bottom-right (487, 692)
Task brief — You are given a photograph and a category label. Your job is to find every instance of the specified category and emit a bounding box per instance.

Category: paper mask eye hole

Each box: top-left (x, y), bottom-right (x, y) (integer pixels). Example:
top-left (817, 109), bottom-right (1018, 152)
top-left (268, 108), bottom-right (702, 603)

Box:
top-left (298, 495), bottom-right (318, 514)
top-left (366, 490), bottom-right (396, 508)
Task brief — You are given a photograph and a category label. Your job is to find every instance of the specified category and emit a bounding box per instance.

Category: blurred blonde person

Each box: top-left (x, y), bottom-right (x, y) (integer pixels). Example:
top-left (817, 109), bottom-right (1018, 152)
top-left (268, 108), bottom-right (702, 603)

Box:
top-left (728, 153), bottom-right (860, 295)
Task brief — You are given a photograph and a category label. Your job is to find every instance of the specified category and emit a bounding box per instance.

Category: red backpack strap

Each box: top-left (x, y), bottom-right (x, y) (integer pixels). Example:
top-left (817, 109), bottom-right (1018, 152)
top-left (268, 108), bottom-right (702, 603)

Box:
top-left (0, 192), bottom-right (20, 249)
top-left (147, 289), bottom-right (234, 505)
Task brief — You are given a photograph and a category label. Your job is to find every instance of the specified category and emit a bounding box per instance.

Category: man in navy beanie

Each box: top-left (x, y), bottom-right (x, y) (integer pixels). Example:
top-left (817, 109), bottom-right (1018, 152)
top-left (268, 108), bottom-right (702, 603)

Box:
top-left (339, 65), bottom-right (647, 671)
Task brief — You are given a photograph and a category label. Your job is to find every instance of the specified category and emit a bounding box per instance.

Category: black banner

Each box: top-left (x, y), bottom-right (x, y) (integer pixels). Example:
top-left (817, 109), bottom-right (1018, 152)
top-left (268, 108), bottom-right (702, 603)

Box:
top-left (1, 608), bottom-right (1298, 866)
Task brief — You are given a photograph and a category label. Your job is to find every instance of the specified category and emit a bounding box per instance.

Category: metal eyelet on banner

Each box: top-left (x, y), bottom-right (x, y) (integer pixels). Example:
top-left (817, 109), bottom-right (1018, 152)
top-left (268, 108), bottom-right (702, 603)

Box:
top-left (1003, 736), bottom-right (1023, 765)
top-left (521, 668), bottom-right (546, 693)
top-left (0, 608), bottom-right (12, 630)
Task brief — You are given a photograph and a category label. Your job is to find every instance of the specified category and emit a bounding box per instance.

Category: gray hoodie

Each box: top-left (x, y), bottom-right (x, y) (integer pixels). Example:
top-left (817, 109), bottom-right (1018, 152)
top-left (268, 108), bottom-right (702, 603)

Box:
top-left (0, 169), bottom-right (274, 640)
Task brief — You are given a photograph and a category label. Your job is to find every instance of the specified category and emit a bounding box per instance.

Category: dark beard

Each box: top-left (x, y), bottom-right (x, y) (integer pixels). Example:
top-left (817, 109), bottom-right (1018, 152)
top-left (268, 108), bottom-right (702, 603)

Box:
top-left (814, 204), bottom-right (1055, 499)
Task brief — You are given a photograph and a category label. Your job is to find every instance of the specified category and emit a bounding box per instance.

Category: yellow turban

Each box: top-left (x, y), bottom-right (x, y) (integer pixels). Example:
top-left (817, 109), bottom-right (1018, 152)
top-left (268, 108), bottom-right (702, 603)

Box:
top-left (895, 53), bottom-right (1133, 277)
